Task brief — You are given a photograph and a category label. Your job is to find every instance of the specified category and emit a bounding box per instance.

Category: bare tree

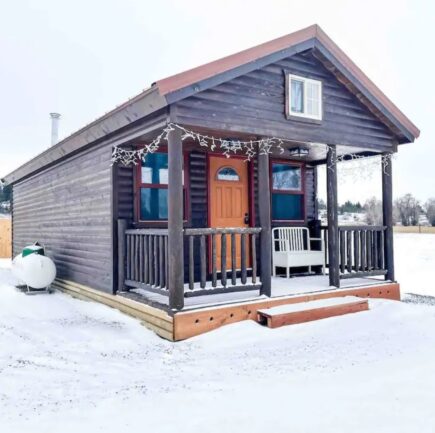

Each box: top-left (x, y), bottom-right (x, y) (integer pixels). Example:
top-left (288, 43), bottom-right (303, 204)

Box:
top-left (425, 198), bottom-right (435, 226)
top-left (394, 194), bottom-right (420, 226)
top-left (364, 197), bottom-right (383, 225)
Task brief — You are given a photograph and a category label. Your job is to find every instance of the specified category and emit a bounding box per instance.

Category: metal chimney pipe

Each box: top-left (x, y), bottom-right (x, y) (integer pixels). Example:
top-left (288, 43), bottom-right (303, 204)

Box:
top-left (49, 112), bottom-right (61, 146)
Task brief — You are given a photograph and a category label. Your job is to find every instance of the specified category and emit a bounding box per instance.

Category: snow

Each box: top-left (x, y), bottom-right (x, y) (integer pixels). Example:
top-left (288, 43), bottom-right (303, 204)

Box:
top-left (258, 295), bottom-right (364, 315)
top-left (1, 233), bottom-right (435, 433)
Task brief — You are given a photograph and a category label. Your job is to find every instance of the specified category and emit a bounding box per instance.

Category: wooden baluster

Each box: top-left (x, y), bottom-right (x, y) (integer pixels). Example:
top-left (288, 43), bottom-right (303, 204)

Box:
top-left (366, 230), bottom-right (372, 270)
top-left (241, 233), bottom-right (247, 285)
top-left (159, 236), bottom-right (164, 288)
top-left (354, 230), bottom-right (360, 271)
top-left (200, 234), bottom-right (206, 289)
top-left (379, 229), bottom-right (385, 270)
top-left (154, 235), bottom-right (159, 287)
top-left (340, 230), bottom-right (346, 273)
top-left (165, 236), bottom-right (169, 291)
top-left (188, 235), bottom-right (194, 290)
top-left (251, 233), bottom-right (257, 284)
top-left (361, 230), bottom-right (366, 271)
top-left (138, 235), bottom-right (144, 283)
top-left (130, 235), bottom-right (135, 281)
top-left (144, 235), bottom-right (149, 285)
top-left (346, 230), bottom-right (352, 273)
top-left (148, 235), bottom-right (153, 285)
top-left (211, 233), bottom-right (217, 288)
top-left (373, 230), bottom-right (379, 270)
top-left (221, 233), bottom-right (227, 287)
top-left (231, 233), bottom-right (236, 286)
top-left (126, 234), bottom-right (131, 281)
top-left (117, 220), bottom-right (127, 292)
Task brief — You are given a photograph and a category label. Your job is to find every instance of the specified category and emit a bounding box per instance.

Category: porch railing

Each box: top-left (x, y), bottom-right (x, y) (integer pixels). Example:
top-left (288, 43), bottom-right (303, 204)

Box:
top-left (321, 225), bottom-right (387, 279)
top-left (184, 227), bottom-right (262, 296)
top-left (118, 221), bottom-right (262, 297)
top-left (338, 226), bottom-right (387, 279)
top-left (123, 228), bottom-right (169, 296)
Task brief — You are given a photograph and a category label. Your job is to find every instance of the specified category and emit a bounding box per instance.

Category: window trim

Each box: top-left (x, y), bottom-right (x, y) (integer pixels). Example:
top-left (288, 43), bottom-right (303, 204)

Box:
top-left (270, 159), bottom-right (306, 223)
top-left (134, 148), bottom-right (190, 225)
top-left (286, 74), bottom-right (323, 121)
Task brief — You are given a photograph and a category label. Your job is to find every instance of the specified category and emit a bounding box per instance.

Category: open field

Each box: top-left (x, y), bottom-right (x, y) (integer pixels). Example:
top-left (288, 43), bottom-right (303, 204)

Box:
top-left (394, 225), bottom-right (435, 234)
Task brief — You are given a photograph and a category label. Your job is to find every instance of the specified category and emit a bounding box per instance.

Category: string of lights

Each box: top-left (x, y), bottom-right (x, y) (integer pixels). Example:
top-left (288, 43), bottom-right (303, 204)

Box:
top-left (111, 123), bottom-right (393, 179)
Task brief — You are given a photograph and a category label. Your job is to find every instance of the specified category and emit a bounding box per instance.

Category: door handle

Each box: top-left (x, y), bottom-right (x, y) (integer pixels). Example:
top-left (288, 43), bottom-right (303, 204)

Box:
top-left (244, 213), bottom-right (249, 224)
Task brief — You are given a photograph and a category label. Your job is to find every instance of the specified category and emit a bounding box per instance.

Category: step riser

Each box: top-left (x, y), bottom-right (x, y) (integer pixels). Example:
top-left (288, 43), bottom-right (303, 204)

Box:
top-left (258, 301), bottom-right (369, 328)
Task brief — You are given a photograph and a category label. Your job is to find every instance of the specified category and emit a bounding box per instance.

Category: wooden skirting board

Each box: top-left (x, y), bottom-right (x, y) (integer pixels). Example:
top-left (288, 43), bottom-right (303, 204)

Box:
top-left (173, 282), bottom-right (400, 340)
top-left (52, 278), bottom-right (174, 341)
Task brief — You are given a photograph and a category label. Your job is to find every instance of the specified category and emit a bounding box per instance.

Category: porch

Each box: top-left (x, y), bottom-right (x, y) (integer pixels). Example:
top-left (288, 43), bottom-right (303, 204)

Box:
top-left (114, 125), bottom-right (395, 313)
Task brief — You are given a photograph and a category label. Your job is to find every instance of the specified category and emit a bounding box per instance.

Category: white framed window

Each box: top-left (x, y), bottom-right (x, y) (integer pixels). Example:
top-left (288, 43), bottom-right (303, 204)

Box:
top-left (287, 74), bottom-right (322, 120)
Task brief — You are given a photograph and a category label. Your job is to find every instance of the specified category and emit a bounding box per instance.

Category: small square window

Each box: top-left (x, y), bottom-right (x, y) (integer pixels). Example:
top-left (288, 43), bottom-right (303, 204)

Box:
top-left (287, 74), bottom-right (322, 120)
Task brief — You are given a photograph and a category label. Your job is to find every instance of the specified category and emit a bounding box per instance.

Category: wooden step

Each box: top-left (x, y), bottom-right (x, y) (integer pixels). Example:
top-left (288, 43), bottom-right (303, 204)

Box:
top-left (257, 296), bottom-right (369, 329)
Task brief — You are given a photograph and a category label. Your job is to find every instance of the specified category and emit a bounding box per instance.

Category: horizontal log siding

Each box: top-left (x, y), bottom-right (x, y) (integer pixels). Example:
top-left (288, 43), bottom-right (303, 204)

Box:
top-left (172, 50), bottom-right (395, 150)
top-left (12, 144), bottom-right (113, 292)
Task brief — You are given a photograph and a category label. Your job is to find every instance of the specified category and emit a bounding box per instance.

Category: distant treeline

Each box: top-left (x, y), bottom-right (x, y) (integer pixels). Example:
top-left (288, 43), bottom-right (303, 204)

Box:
top-left (318, 194), bottom-right (435, 227)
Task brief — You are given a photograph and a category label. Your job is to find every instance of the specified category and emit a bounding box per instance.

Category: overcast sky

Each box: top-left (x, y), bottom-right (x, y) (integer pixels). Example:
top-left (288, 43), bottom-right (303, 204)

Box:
top-left (0, 0), bottom-right (433, 203)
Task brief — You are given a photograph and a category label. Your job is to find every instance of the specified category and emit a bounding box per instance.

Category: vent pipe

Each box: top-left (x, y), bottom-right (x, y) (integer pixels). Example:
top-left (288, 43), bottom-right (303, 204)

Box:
top-left (49, 112), bottom-right (61, 146)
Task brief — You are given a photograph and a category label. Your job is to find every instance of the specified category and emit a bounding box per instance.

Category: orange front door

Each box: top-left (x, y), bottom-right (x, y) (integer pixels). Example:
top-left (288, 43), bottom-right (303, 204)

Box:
top-left (209, 156), bottom-right (250, 270)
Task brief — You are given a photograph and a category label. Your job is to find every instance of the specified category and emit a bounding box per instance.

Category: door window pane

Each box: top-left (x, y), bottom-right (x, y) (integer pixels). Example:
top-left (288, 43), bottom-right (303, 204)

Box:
top-left (271, 194), bottom-right (303, 220)
top-left (291, 79), bottom-right (304, 113)
top-left (140, 188), bottom-right (168, 220)
top-left (216, 167), bottom-right (240, 181)
top-left (272, 163), bottom-right (302, 191)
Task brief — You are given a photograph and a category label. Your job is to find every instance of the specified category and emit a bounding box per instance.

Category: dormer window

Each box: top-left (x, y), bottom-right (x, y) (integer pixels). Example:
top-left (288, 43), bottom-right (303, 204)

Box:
top-left (287, 74), bottom-right (322, 121)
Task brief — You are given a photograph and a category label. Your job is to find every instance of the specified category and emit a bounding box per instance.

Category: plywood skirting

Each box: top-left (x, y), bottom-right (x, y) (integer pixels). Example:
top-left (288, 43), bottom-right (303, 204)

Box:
top-left (173, 283), bottom-right (400, 340)
top-left (0, 218), bottom-right (12, 258)
top-left (52, 278), bottom-right (174, 341)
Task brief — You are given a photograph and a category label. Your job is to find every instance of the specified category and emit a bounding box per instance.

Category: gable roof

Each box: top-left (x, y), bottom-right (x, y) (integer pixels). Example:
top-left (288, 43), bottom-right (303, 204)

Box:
top-left (4, 24), bottom-right (419, 185)
top-left (155, 24), bottom-right (419, 141)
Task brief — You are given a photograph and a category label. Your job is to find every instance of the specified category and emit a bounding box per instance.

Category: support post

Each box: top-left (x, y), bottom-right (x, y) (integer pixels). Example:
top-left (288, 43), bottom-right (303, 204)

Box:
top-left (117, 219), bottom-right (128, 292)
top-left (326, 145), bottom-right (340, 287)
top-left (168, 127), bottom-right (184, 310)
top-left (382, 152), bottom-right (395, 281)
top-left (258, 152), bottom-right (272, 296)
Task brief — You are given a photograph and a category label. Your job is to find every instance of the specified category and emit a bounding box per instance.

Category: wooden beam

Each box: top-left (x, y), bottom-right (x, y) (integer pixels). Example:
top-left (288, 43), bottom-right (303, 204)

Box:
top-left (258, 152), bottom-right (272, 296)
top-left (326, 145), bottom-right (340, 287)
top-left (168, 127), bottom-right (185, 310)
top-left (382, 152), bottom-right (395, 281)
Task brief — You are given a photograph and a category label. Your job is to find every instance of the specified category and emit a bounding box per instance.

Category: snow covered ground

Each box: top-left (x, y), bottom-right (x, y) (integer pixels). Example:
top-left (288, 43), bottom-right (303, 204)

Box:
top-left (1, 233), bottom-right (435, 433)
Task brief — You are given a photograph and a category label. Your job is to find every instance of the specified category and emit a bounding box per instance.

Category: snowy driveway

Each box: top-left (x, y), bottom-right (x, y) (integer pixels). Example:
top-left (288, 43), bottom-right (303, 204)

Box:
top-left (1, 233), bottom-right (435, 433)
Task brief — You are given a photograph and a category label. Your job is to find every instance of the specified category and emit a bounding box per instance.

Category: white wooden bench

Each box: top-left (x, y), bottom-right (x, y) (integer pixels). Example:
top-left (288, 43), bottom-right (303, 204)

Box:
top-left (272, 227), bottom-right (325, 277)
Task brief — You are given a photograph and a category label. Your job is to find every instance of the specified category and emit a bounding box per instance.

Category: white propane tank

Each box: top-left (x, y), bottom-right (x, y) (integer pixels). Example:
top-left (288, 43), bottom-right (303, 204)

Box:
top-left (12, 252), bottom-right (56, 289)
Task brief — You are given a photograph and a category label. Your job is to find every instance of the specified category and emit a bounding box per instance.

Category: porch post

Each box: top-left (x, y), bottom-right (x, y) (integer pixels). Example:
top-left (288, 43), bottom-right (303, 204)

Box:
top-left (326, 145), bottom-right (340, 287)
top-left (258, 152), bottom-right (272, 297)
top-left (382, 152), bottom-right (395, 281)
top-left (168, 127), bottom-right (184, 310)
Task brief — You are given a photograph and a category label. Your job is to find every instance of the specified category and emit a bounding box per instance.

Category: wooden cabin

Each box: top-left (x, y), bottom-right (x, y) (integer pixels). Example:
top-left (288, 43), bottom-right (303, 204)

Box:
top-left (3, 25), bottom-right (419, 340)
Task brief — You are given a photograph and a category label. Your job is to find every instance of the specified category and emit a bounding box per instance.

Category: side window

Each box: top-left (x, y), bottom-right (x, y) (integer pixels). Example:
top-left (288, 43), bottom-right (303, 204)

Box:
top-left (137, 152), bottom-right (186, 221)
top-left (271, 162), bottom-right (304, 221)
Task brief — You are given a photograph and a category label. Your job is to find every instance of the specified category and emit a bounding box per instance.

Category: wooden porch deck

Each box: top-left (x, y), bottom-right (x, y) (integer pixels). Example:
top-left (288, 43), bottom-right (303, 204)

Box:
top-left (121, 275), bottom-right (393, 310)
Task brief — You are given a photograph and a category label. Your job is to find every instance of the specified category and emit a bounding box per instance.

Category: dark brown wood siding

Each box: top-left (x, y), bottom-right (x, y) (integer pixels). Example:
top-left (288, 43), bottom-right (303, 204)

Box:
top-left (12, 144), bottom-right (113, 292)
top-left (171, 49), bottom-right (396, 151)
